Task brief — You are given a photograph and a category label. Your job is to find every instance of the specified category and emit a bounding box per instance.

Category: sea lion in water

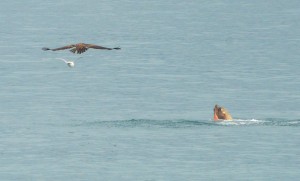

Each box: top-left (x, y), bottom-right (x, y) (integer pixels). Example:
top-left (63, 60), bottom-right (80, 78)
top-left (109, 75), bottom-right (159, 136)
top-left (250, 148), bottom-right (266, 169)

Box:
top-left (213, 104), bottom-right (233, 121)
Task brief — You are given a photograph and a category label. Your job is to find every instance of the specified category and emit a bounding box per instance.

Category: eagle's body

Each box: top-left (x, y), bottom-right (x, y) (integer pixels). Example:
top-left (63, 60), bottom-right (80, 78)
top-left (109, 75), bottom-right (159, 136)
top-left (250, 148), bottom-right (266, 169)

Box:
top-left (42, 43), bottom-right (120, 54)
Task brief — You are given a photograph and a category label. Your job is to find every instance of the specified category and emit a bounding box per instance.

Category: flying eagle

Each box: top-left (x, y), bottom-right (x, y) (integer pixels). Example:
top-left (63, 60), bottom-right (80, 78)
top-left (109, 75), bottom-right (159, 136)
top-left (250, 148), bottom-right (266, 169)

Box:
top-left (42, 43), bottom-right (121, 54)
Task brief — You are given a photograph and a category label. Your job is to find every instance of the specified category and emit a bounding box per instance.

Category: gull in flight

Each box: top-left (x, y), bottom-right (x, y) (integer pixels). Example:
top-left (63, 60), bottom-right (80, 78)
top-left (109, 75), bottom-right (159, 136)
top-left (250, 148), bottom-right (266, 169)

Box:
top-left (56, 58), bottom-right (76, 68)
top-left (42, 43), bottom-right (121, 54)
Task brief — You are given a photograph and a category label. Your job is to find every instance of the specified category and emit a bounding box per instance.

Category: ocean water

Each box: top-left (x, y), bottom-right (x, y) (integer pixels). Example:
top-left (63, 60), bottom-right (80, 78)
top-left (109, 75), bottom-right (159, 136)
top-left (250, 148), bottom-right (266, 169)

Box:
top-left (0, 0), bottom-right (300, 180)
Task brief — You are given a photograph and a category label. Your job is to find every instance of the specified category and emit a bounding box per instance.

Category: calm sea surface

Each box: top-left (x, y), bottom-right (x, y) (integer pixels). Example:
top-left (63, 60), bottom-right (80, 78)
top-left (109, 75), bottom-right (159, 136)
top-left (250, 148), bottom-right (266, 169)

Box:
top-left (0, 0), bottom-right (299, 180)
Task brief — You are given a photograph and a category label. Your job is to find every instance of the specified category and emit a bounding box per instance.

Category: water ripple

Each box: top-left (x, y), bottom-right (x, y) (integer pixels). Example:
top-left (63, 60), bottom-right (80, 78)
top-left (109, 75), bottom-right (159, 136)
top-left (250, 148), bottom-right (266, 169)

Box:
top-left (72, 118), bottom-right (300, 128)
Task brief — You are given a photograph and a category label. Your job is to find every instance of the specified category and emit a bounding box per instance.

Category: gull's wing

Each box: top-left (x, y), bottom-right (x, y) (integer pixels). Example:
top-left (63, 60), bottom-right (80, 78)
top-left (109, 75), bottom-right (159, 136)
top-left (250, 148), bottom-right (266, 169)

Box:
top-left (56, 58), bottom-right (68, 63)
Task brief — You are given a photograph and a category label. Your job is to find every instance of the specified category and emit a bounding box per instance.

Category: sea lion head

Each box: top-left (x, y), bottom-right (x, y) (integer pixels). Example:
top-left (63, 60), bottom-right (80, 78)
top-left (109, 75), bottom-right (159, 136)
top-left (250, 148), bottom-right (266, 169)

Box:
top-left (214, 104), bottom-right (232, 120)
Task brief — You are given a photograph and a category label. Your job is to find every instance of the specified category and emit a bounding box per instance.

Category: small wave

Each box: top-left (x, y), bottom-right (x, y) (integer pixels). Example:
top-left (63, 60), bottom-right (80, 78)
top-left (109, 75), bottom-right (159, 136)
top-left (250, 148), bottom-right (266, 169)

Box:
top-left (73, 119), bottom-right (214, 128)
top-left (217, 119), bottom-right (266, 126)
top-left (71, 118), bottom-right (300, 128)
top-left (264, 118), bottom-right (300, 126)
top-left (216, 118), bottom-right (300, 126)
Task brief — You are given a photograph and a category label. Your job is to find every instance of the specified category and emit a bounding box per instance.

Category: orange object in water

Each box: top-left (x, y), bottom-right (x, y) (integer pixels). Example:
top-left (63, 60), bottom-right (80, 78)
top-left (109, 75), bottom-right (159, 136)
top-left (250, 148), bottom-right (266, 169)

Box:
top-left (214, 112), bottom-right (219, 120)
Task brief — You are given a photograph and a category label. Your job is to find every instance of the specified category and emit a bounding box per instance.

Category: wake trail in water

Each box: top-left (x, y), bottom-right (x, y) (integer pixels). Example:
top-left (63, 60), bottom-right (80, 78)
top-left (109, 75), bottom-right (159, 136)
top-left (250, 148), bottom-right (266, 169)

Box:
top-left (71, 118), bottom-right (300, 128)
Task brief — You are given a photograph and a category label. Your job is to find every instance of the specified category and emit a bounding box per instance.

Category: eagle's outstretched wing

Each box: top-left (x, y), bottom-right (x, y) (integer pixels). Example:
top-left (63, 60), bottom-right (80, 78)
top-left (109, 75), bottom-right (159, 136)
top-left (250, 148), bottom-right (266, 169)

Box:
top-left (42, 44), bottom-right (75, 51)
top-left (52, 45), bottom-right (75, 51)
top-left (86, 44), bottom-right (121, 50)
